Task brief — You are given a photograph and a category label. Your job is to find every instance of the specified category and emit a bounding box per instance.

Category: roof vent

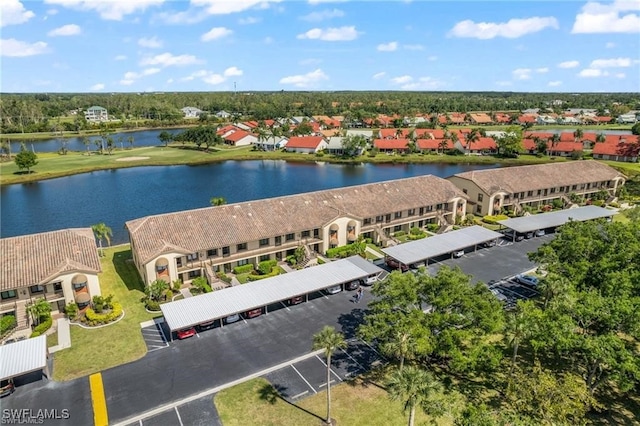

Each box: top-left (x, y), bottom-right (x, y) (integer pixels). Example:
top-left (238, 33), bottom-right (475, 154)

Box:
top-left (248, 213), bottom-right (252, 217)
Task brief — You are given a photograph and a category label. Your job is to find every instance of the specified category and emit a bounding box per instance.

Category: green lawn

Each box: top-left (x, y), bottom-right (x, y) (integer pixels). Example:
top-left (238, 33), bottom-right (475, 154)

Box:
top-left (214, 377), bottom-right (442, 426)
top-left (51, 245), bottom-right (159, 381)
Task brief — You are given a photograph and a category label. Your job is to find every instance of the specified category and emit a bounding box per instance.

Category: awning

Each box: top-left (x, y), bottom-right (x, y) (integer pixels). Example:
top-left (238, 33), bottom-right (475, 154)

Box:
top-left (155, 258), bottom-right (169, 267)
top-left (0, 335), bottom-right (47, 381)
top-left (72, 274), bottom-right (87, 284)
top-left (75, 293), bottom-right (91, 304)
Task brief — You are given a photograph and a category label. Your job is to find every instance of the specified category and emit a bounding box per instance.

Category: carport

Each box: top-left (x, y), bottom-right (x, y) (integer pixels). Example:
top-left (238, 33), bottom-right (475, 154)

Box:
top-left (160, 256), bottom-right (383, 338)
top-left (0, 335), bottom-right (49, 385)
top-left (498, 205), bottom-right (614, 241)
top-left (381, 225), bottom-right (503, 268)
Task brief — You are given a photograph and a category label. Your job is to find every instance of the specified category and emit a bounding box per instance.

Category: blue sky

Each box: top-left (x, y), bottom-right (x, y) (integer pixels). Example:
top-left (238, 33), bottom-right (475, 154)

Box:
top-left (1, 0), bottom-right (639, 93)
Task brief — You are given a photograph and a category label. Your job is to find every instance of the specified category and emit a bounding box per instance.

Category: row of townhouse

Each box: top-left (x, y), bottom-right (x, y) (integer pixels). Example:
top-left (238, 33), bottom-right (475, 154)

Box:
top-left (0, 229), bottom-right (102, 331)
top-left (522, 132), bottom-right (639, 162)
top-left (126, 160), bottom-right (625, 286)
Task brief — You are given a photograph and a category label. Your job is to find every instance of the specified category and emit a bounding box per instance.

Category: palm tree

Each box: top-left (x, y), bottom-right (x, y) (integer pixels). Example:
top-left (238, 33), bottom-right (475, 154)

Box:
top-left (573, 128), bottom-right (584, 142)
top-left (27, 298), bottom-right (51, 326)
top-left (81, 136), bottom-right (91, 155)
top-left (210, 197), bottom-right (227, 206)
top-left (127, 135), bottom-right (135, 149)
top-left (91, 223), bottom-right (113, 257)
top-left (548, 133), bottom-right (561, 157)
top-left (380, 329), bottom-right (416, 371)
top-left (596, 133), bottom-right (606, 143)
top-left (465, 128), bottom-right (481, 155)
top-left (313, 326), bottom-right (347, 425)
top-left (387, 366), bottom-right (443, 426)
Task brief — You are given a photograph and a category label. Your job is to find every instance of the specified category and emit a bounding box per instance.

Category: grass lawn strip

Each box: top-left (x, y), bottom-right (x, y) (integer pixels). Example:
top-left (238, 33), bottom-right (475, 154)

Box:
top-left (51, 245), bottom-right (159, 381)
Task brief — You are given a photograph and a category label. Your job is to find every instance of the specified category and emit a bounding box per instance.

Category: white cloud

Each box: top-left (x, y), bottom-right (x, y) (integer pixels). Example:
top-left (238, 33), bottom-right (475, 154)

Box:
top-left (201, 27), bottom-right (233, 41)
top-left (536, 67), bottom-right (549, 73)
top-left (513, 68), bottom-right (532, 80)
top-left (428, 55), bottom-right (438, 61)
top-left (578, 68), bottom-right (609, 77)
top-left (238, 16), bottom-right (260, 24)
top-left (572, 0), bottom-right (640, 33)
top-left (615, 72), bottom-right (626, 78)
top-left (223, 66), bottom-right (243, 77)
top-left (403, 44), bottom-right (424, 51)
top-left (203, 74), bottom-right (225, 85)
top-left (300, 8), bottom-right (344, 21)
top-left (279, 69), bottom-right (328, 87)
top-left (391, 75), bottom-right (413, 84)
top-left (297, 26), bottom-right (359, 41)
top-left (138, 36), bottom-right (163, 48)
top-left (140, 52), bottom-right (203, 67)
top-left (606, 41), bottom-right (616, 48)
top-left (1, 0), bottom-right (35, 27)
top-left (120, 68), bottom-right (160, 85)
top-left (44, 0), bottom-right (164, 21)
top-left (114, 55), bottom-right (127, 61)
top-left (90, 83), bottom-right (105, 91)
top-left (590, 57), bottom-right (632, 68)
top-left (377, 41), bottom-right (398, 52)
top-left (398, 77), bottom-right (445, 90)
top-left (548, 80), bottom-right (562, 87)
top-left (166, 78), bottom-right (174, 84)
top-left (47, 8), bottom-right (58, 15)
top-left (0, 39), bottom-right (48, 57)
top-left (558, 60), bottom-right (580, 68)
top-left (449, 16), bottom-right (559, 39)
top-left (308, 0), bottom-right (347, 3)
top-left (191, 0), bottom-right (282, 15)
top-left (372, 72), bottom-right (386, 80)
top-left (263, 36), bottom-right (274, 44)
top-left (47, 23), bottom-right (81, 36)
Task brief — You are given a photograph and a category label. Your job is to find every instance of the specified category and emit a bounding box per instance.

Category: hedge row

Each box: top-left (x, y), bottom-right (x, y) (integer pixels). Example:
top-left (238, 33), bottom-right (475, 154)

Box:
top-left (1, 315), bottom-right (16, 335)
top-left (326, 243), bottom-right (361, 259)
top-left (482, 214), bottom-right (509, 224)
top-left (30, 316), bottom-right (53, 337)
top-left (247, 267), bottom-right (281, 282)
top-left (257, 259), bottom-right (277, 275)
top-left (84, 302), bottom-right (123, 326)
top-left (233, 264), bottom-right (254, 274)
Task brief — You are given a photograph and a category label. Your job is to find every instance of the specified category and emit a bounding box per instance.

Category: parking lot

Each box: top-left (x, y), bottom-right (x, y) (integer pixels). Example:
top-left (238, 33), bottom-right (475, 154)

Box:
top-left (140, 320), bottom-right (170, 352)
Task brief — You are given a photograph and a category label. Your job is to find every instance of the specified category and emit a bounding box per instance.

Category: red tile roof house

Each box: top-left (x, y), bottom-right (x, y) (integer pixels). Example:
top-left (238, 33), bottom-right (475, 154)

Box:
top-left (593, 135), bottom-right (640, 162)
top-left (416, 139), bottom-right (453, 154)
top-left (216, 125), bottom-right (242, 138)
top-left (454, 137), bottom-right (498, 155)
top-left (379, 128), bottom-right (412, 139)
top-left (373, 138), bottom-right (410, 153)
top-left (285, 136), bottom-right (328, 153)
top-left (468, 113), bottom-right (493, 125)
top-left (517, 114), bottom-right (537, 125)
top-left (223, 130), bottom-right (258, 147)
top-left (547, 141), bottom-right (584, 157)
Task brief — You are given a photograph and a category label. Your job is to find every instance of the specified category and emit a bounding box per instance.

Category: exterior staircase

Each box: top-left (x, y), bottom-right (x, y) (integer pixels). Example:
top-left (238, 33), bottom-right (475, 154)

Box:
top-left (204, 263), bottom-right (228, 291)
top-left (374, 224), bottom-right (394, 247)
top-left (15, 302), bottom-right (29, 330)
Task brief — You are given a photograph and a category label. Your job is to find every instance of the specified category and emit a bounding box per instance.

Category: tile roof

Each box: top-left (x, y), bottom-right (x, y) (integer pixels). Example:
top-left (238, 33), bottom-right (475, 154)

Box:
top-left (548, 141), bottom-right (583, 153)
top-left (379, 129), bottom-right (411, 139)
top-left (415, 129), bottom-right (445, 139)
top-left (224, 130), bottom-right (253, 143)
top-left (126, 175), bottom-right (467, 265)
top-left (451, 160), bottom-right (624, 195)
top-left (374, 139), bottom-right (409, 150)
top-left (469, 113), bottom-right (493, 124)
top-left (465, 137), bottom-right (497, 151)
top-left (0, 228), bottom-right (101, 291)
top-left (286, 136), bottom-right (325, 149)
top-left (417, 139), bottom-right (452, 150)
top-left (593, 140), bottom-right (640, 157)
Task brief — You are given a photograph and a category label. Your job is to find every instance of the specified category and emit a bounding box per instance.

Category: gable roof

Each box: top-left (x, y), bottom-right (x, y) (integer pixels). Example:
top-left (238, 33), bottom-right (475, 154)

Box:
top-left (451, 160), bottom-right (624, 195)
top-left (1, 228), bottom-right (101, 291)
top-left (224, 130), bottom-right (254, 143)
top-left (286, 136), bottom-right (325, 149)
top-left (374, 139), bottom-right (409, 150)
top-left (126, 175), bottom-right (467, 265)
top-left (469, 113), bottom-right (493, 124)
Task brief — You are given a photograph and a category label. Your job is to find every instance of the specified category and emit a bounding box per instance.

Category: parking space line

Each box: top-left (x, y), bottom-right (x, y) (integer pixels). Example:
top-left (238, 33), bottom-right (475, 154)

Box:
top-left (174, 407), bottom-right (184, 426)
top-left (360, 340), bottom-right (386, 360)
top-left (195, 330), bottom-right (200, 338)
top-left (291, 390), bottom-right (309, 400)
top-left (89, 373), bottom-right (109, 426)
top-left (318, 379), bottom-right (336, 388)
top-left (340, 348), bottom-right (366, 373)
top-left (291, 365), bottom-right (317, 394)
top-left (315, 355), bottom-right (342, 382)
top-left (139, 420), bottom-right (142, 426)
top-left (157, 325), bottom-right (169, 346)
top-left (280, 301), bottom-right (291, 311)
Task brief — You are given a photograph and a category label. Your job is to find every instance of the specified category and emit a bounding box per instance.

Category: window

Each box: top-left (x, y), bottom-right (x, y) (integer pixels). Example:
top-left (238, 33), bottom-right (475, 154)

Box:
top-left (237, 259), bottom-right (249, 266)
top-left (436, 203), bottom-right (443, 210)
top-left (207, 249), bottom-right (218, 257)
top-left (514, 193), bottom-right (519, 199)
top-left (408, 209), bottom-right (415, 216)
top-left (550, 188), bottom-right (556, 194)
top-left (259, 238), bottom-right (269, 247)
top-left (385, 214), bottom-right (391, 223)
top-left (176, 258), bottom-right (183, 267)
top-left (520, 192), bottom-right (525, 198)
top-left (376, 215), bottom-right (384, 223)
top-left (1, 290), bottom-right (17, 300)
top-left (54, 283), bottom-right (63, 292)
top-left (363, 218), bottom-right (372, 225)
top-left (187, 253), bottom-right (198, 261)
top-left (286, 233), bottom-right (295, 241)
top-left (275, 236), bottom-right (282, 246)
top-left (394, 225), bottom-right (402, 232)
top-left (237, 243), bottom-right (247, 251)
top-left (30, 285), bottom-right (45, 294)
top-left (313, 228), bottom-right (320, 238)
top-left (527, 191), bottom-right (533, 197)
top-left (301, 230), bottom-right (311, 238)
top-left (259, 255), bottom-right (270, 262)
top-left (188, 270), bottom-right (201, 278)
top-left (537, 190), bottom-right (542, 196)
top-left (572, 185), bottom-right (577, 190)
top-left (477, 194), bottom-right (483, 202)
top-left (222, 246), bottom-right (230, 257)
top-left (394, 211), bottom-right (402, 219)
top-left (425, 205), bottom-right (433, 212)
top-left (419, 207), bottom-right (424, 215)
top-left (462, 189), bottom-right (468, 194)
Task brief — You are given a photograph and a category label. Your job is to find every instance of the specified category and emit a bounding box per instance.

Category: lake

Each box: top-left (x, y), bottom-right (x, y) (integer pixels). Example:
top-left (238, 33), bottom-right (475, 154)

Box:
top-left (0, 161), bottom-right (498, 244)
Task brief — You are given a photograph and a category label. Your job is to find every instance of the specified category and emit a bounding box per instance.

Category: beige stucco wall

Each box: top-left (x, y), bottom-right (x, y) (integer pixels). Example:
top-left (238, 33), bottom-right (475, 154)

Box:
top-left (324, 216), bottom-right (361, 247)
top-left (447, 177), bottom-right (489, 215)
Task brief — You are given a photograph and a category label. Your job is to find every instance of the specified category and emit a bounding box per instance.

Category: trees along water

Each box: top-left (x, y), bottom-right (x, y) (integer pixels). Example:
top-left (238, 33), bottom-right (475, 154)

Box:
top-left (91, 222), bottom-right (113, 257)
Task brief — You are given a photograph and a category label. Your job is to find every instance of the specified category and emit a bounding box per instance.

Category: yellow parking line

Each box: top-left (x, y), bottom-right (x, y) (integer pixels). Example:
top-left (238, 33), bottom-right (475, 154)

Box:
top-left (89, 373), bottom-right (109, 426)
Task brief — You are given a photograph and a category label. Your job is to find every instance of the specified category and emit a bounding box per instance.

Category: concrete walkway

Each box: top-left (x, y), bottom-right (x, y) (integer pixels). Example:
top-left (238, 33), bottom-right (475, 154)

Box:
top-left (365, 246), bottom-right (384, 259)
top-left (49, 318), bottom-right (71, 353)
top-left (279, 262), bottom-right (295, 273)
top-left (179, 288), bottom-right (193, 299)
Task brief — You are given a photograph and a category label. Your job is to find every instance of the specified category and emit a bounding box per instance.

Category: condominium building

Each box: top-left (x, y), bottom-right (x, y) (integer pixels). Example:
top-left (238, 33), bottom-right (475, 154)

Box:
top-left (126, 175), bottom-right (468, 285)
top-left (447, 160), bottom-right (625, 216)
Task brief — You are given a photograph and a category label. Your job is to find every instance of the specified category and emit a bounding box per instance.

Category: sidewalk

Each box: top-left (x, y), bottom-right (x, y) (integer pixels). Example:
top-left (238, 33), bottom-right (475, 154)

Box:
top-left (49, 318), bottom-right (71, 353)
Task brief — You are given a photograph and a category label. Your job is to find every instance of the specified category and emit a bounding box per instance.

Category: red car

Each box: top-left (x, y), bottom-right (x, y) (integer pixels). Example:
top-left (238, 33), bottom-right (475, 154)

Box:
top-left (176, 327), bottom-right (196, 340)
top-left (289, 296), bottom-right (304, 305)
top-left (385, 257), bottom-right (409, 272)
top-left (244, 308), bottom-right (262, 319)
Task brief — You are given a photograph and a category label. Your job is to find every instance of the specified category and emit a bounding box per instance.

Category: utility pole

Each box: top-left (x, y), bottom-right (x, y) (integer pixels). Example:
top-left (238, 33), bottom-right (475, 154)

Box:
top-left (234, 81), bottom-right (237, 94)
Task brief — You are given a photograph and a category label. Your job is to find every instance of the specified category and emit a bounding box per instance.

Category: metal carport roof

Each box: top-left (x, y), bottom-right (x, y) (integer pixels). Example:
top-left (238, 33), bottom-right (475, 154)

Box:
top-left (381, 225), bottom-right (503, 266)
top-left (497, 206), bottom-right (614, 233)
top-left (0, 335), bottom-right (47, 381)
top-left (161, 256), bottom-right (383, 332)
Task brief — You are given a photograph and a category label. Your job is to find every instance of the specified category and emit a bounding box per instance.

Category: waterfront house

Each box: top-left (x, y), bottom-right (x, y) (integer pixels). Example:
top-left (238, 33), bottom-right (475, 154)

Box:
top-left (223, 130), bottom-right (257, 147)
top-left (181, 107), bottom-right (202, 118)
top-left (84, 106), bottom-right (108, 122)
top-left (284, 136), bottom-right (327, 153)
top-left (255, 135), bottom-right (289, 151)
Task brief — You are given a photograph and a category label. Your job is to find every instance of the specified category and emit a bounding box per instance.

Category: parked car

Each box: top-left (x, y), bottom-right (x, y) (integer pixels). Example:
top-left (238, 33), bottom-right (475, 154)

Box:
top-left (197, 320), bottom-right (216, 331)
top-left (244, 308), bottom-right (262, 319)
top-left (524, 231), bottom-right (534, 239)
top-left (452, 250), bottom-right (464, 258)
top-left (515, 274), bottom-right (539, 287)
top-left (0, 379), bottom-right (14, 398)
top-left (345, 280), bottom-right (361, 291)
top-left (325, 285), bottom-right (342, 295)
top-left (534, 229), bottom-right (545, 237)
top-left (504, 231), bottom-right (524, 242)
top-left (176, 327), bottom-right (196, 340)
top-left (483, 240), bottom-right (497, 248)
top-left (385, 257), bottom-right (409, 272)
top-left (225, 314), bottom-right (241, 324)
top-left (289, 295), bottom-right (304, 305)
top-left (490, 288), bottom-right (508, 303)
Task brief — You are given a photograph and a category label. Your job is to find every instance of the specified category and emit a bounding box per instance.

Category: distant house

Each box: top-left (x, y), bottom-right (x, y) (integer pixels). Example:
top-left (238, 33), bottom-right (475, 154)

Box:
top-left (373, 139), bottom-right (409, 153)
top-left (454, 137), bottom-right (497, 155)
top-left (181, 107), bottom-right (202, 119)
top-left (345, 129), bottom-right (373, 141)
top-left (285, 136), bottom-right (327, 154)
top-left (593, 135), bottom-right (640, 163)
top-left (215, 110), bottom-right (231, 119)
top-left (617, 113), bottom-right (638, 124)
top-left (223, 130), bottom-right (257, 147)
top-left (255, 136), bottom-right (289, 151)
top-left (85, 106), bottom-right (108, 122)
top-left (468, 113), bottom-right (493, 125)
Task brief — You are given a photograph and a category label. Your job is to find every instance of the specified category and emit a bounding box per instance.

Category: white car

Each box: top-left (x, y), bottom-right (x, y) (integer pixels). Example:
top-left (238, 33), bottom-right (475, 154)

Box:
top-left (225, 314), bottom-right (241, 324)
top-left (452, 250), bottom-right (464, 258)
top-left (515, 274), bottom-right (539, 287)
top-left (490, 288), bottom-right (508, 303)
top-left (534, 229), bottom-right (545, 237)
top-left (325, 285), bottom-right (342, 294)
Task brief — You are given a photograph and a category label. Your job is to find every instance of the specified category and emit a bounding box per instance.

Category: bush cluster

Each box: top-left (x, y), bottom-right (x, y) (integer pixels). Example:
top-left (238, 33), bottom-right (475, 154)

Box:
top-left (393, 230), bottom-right (407, 237)
top-left (218, 272), bottom-right (232, 284)
top-left (30, 316), bottom-right (53, 337)
top-left (257, 259), bottom-right (277, 275)
top-left (233, 264), bottom-right (254, 275)
top-left (0, 315), bottom-right (16, 335)
top-left (247, 267), bottom-right (281, 282)
top-left (482, 214), bottom-right (509, 224)
top-left (326, 243), bottom-right (361, 258)
top-left (84, 302), bottom-right (123, 325)
top-left (145, 300), bottom-right (161, 311)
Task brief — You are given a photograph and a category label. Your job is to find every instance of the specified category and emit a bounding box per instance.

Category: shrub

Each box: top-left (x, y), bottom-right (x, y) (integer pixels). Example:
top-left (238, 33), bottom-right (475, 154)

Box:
top-left (172, 279), bottom-right (182, 290)
top-left (247, 267), bottom-right (282, 281)
top-left (257, 259), bottom-right (277, 275)
top-left (317, 257), bottom-right (326, 264)
top-left (609, 202), bottom-right (619, 208)
top-left (146, 300), bottom-right (160, 311)
top-left (315, 152), bottom-right (324, 157)
top-left (393, 230), bottom-right (407, 237)
top-left (286, 255), bottom-right (297, 266)
top-left (593, 200), bottom-right (605, 207)
top-left (426, 223), bottom-right (440, 232)
top-left (409, 227), bottom-right (422, 235)
top-left (233, 264), bottom-right (254, 275)
top-left (1, 315), bottom-right (16, 335)
top-left (85, 302), bottom-right (123, 324)
top-left (552, 199), bottom-right (564, 209)
top-left (482, 214), bottom-right (509, 224)
top-left (165, 290), bottom-right (173, 300)
top-left (30, 315), bottom-right (52, 337)
top-left (218, 272), bottom-right (232, 284)
top-left (65, 303), bottom-right (78, 320)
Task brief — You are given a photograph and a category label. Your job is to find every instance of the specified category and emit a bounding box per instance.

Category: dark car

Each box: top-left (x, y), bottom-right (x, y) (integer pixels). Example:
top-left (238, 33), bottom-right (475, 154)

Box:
top-left (1, 379), bottom-right (14, 398)
top-left (289, 295), bottom-right (304, 305)
top-left (385, 257), bottom-right (408, 272)
top-left (483, 240), bottom-right (496, 248)
top-left (197, 320), bottom-right (216, 331)
top-left (176, 327), bottom-right (196, 340)
top-left (345, 280), bottom-right (361, 291)
top-left (244, 308), bottom-right (262, 319)
top-left (524, 231), bottom-right (534, 239)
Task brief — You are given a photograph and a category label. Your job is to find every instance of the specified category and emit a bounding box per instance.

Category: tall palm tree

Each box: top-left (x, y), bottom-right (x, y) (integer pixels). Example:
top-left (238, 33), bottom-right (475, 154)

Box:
top-left (465, 128), bottom-right (481, 155)
top-left (127, 135), bottom-right (135, 149)
top-left (596, 133), bottom-right (606, 143)
top-left (91, 223), bottom-right (113, 257)
top-left (380, 329), bottom-right (416, 371)
top-left (81, 136), bottom-right (91, 155)
top-left (313, 326), bottom-right (347, 425)
top-left (27, 298), bottom-right (52, 326)
top-left (573, 128), bottom-right (584, 142)
top-left (387, 366), bottom-right (443, 426)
